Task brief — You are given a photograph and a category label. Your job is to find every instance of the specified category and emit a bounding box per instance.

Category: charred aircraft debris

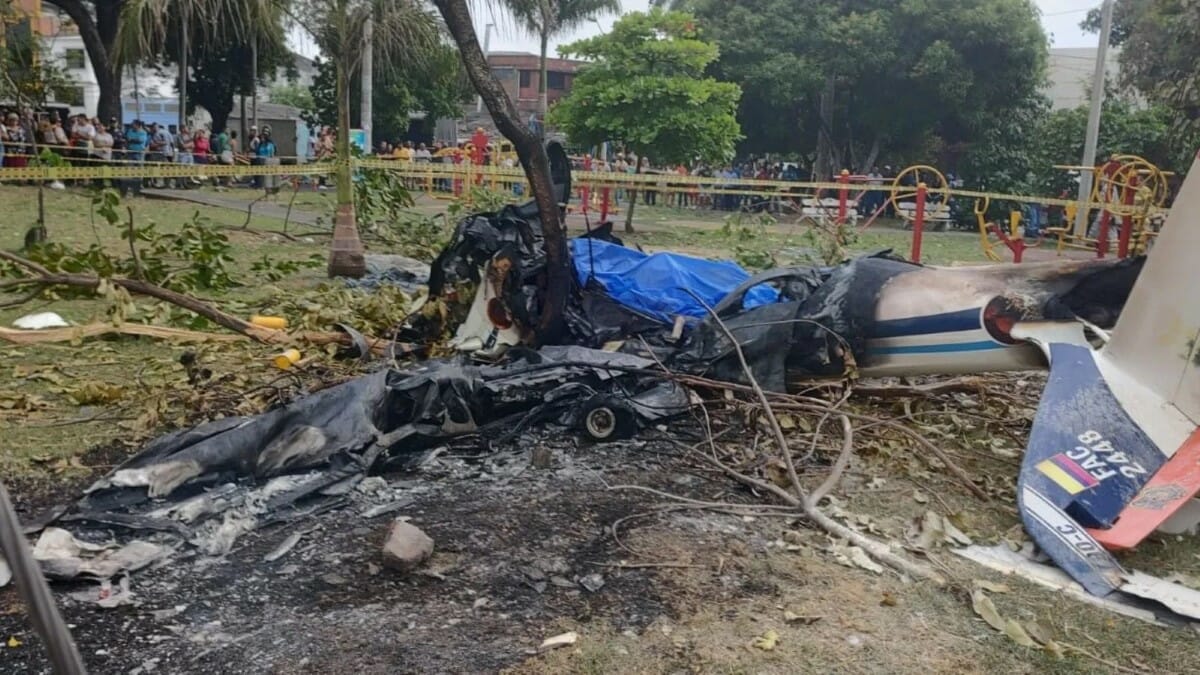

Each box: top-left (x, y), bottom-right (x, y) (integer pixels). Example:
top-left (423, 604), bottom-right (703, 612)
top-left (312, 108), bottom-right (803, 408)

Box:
top-left (6, 143), bottom-right (1200, 629)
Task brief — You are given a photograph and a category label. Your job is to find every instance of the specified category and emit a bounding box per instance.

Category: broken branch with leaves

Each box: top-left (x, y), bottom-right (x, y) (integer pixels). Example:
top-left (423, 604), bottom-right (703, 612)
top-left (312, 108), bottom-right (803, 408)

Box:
top-left (0, 250), bottom-right (396, 354)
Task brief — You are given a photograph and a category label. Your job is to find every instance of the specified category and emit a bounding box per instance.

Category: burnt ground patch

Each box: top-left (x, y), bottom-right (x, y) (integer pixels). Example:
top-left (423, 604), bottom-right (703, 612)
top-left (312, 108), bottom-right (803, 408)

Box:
top-left (1, 426), bottom-right (766, 675)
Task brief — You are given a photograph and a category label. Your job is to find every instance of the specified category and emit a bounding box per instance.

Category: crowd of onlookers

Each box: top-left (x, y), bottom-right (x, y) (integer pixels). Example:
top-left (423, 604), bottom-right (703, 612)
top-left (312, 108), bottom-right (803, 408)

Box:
top-left (1, 107), bottom-right (291, 189)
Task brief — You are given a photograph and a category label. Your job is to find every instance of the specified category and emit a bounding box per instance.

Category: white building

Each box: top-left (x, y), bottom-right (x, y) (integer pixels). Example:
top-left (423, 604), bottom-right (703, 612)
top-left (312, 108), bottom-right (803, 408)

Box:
top-left (1043, 46), bottom-right (1135, 111)
top-left (38, 7), bottom-right (315, 120)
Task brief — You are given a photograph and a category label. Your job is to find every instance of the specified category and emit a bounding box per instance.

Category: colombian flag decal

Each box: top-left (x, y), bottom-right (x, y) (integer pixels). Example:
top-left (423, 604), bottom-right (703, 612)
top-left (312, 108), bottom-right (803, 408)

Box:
top-left (1037, 454), bottom-right (1100, 495)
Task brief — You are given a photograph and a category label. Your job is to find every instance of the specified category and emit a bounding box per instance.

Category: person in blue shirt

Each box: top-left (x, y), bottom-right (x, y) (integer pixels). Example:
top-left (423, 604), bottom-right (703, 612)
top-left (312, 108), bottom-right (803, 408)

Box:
top-left (255, 127), bottom-right (276, 158)
top-left (124, 120), bottom-right (148, 164)
top-left (122, 120), bottom-right (149, 192)
top-left (252, 126), bottom-right (277, 188)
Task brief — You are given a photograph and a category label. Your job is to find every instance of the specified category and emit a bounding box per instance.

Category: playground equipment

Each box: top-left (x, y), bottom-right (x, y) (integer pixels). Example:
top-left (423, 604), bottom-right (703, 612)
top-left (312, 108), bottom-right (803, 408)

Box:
top-left (1045, 155), bottom-right (1171, 259)
top-left (974, 196), bottom-right (1046, 263)
top-left (889, 165), bottom-right (952, 231)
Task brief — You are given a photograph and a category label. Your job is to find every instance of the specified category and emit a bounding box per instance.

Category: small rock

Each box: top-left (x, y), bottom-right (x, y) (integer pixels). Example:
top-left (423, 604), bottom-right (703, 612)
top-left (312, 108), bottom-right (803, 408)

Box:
top-left (578, 573), bottom-right (605, 593)
top-left (550, 575), bottom-right (575, 588)
top-left (321, 573), bottom-right (348, 586)
top-left (381, 520), bottom-right (434, 572)
top-left (367, 563), bottom-right (381, 576)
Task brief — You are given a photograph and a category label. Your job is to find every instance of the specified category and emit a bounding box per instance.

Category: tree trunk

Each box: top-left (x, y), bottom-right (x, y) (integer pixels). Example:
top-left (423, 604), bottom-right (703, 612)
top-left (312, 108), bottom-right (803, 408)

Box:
top-left (814, 75), bottom-right (837, 182)
top-left (623, 155), bottom-right (643, 234)
top-left (327, 55), bottom-right (366, 278)
top-left (54, 0), bottom-right (122, 120)
top-left (434, 0), bottom-right (569, 344)
top-left (863, 135), bottom-right (881, 173)
top-left (538, 30), bottom-right (549, 115)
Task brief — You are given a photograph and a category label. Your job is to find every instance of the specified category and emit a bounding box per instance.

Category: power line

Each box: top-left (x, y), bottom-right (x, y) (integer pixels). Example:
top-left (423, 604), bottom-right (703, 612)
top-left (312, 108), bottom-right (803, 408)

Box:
top-left (1044, 4), bottom-right (1098, 17)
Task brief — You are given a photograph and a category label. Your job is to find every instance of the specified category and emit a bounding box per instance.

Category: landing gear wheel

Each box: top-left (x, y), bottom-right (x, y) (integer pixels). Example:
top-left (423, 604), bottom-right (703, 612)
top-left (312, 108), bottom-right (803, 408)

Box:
top-left (580, 396), bottom-right (638, 442)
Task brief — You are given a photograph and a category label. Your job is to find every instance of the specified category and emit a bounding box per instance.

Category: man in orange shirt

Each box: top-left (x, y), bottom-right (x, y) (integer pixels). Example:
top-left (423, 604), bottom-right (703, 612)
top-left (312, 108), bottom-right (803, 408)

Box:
top-left (470, 127), bottom-right (488, 166)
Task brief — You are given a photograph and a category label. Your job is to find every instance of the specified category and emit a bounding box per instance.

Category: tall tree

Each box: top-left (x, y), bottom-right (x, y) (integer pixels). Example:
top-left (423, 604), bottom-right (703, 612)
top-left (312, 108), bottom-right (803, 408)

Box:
top-left (117, 0), bottom-right (290, 134)
top-left (691, 0), bottom-right (1046, 179)
top-left (548, 8), bottom-right (742, 231)
top-left (292, 0), bottom-right (437, 278)
top-left (432, 0), bottom-right (571, 342)
top-left (1, 4), bottom-right (73, 108)
top-left (506, 0), bottom-right (621, 114)
top-left (1084, 0), bottom-right (1200, 135)
top-left (44, 0), bottom-right (125, 120)
top-left (302, 41), bottom-right (472, 143)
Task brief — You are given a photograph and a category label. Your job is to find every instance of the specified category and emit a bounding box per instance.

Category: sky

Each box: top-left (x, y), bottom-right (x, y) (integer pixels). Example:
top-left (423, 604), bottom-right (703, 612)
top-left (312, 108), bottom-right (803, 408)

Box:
top-left (475, 0), bottom-right (1103, 54)
top-left (288, 1), bottom-right (1104, 61)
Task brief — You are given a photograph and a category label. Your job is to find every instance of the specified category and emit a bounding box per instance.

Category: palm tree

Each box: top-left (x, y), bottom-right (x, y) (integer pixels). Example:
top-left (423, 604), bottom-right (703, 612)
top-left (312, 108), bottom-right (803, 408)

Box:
top-left (120, 0), bottom-right (438, 278)
top-left (291, 0), bottom-right (438, 277)
top-left (507, 0), bottom-right (621, 115)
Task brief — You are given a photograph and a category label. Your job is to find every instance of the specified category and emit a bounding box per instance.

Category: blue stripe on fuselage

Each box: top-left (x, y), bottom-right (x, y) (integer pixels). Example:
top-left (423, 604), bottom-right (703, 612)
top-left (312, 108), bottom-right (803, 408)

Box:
top-left (867, 340), bottom-right (1004, 356)
top-left (872, 308), bottom-right (982, 339)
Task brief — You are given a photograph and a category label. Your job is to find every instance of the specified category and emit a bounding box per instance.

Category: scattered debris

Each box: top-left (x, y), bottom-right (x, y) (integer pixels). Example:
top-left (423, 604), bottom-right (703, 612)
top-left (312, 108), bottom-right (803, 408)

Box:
top-left (751, 629), bottom-right (779, 651)
top-left (31, 528), bottom-right (167, 581)
top-left (907, 510), bottom-right (972, 550)
top-left (832, 543), bottom-right (884, 575)
top-left (782, 610), bottom-right (822, 625)
top-left (69, 577), bottom-right (137, 609)
top-left (12, 312), bottom-right (69, 330)
top-left (263, 532), bottom-right (303, 562)
top-left (578, 572), bottom-right (605, 593)
top-left (380, 520), bottom-right (434, 572)
top-left (538, 631), bottom-right (579, 652)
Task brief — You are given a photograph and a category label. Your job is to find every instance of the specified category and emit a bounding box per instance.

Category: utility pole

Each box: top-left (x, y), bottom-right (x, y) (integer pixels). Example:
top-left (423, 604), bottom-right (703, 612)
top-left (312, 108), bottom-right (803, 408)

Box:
top-left (1074, 0), bottom-right (1114, 237)
top-left (475, 23), bottom-right (494, 114)
top-left (362, 16), bottom-right (373, 151)
top-left (179, 8), bottom-right (188, 130)
top-left (251, 35), bottom-right (259, 131)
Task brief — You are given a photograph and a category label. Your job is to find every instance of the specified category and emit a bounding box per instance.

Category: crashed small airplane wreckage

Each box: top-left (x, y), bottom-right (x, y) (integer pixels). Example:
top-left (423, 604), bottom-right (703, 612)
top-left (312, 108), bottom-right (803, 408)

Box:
top-left (6, 144), bottom-right (1200, 625)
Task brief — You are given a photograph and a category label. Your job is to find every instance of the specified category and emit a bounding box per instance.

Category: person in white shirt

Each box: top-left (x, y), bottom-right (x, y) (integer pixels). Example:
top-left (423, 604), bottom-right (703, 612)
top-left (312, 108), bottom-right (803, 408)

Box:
top-left (91, 122), bottom-right (113, 162)
top-left (176, 125), bottom-right (194, 165)
top-left (71, 115), bottom-right (95, 154)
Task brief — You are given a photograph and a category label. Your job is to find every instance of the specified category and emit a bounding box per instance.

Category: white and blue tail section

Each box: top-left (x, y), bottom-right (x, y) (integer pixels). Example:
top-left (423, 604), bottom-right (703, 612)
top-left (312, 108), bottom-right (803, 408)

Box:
top-left (1013, 154), bottom-right (1200, 619)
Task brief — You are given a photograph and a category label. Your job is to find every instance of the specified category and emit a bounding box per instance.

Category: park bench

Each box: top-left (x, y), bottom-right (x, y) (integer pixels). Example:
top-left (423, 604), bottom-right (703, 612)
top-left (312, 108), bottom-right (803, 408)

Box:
top-left (896, 201), bottom-right (952, 231)
top-left (800, 197), bottom-right (859, 225)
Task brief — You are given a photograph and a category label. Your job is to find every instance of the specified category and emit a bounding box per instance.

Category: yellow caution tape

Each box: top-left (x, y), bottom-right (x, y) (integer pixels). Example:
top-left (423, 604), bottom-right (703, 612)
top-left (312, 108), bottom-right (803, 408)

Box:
top-left (0, 158), bottom-right (1169, 216)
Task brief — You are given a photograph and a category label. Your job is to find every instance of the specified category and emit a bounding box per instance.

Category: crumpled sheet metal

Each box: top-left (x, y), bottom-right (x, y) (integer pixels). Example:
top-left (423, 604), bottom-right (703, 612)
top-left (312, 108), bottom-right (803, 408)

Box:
top-left (52, 346), bottom-right (689, 559)
top-left (31, 528), bottom-right (168, 581)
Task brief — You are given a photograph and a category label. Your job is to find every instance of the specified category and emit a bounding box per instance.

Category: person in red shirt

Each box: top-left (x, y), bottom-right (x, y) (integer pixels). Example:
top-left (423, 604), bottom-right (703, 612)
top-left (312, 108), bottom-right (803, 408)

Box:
top-left (193, 129), bottom-right (210, 165)
top-left (470, 127), bottom-right (488, 166)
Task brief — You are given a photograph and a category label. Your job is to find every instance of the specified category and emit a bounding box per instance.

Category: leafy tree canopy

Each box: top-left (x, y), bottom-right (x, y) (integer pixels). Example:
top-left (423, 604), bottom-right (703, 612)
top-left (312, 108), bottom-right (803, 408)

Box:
top-left (1027, 99), bottom-right (1197, 196)
top-left (2, 4), bottom-right (73, 108)
top-left (548, 8), bottom-right (742, 167)
top-left (1084, 0), bottom-right (1200, 135)
top-left (302, 41), bottom-right (472, 143)
top-left (689, 0), bottom-right (1047, 177)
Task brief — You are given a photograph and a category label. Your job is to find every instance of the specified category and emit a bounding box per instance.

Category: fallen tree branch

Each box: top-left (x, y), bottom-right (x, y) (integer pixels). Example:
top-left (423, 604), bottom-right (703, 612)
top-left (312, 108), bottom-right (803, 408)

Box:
top-left (127, 206), bottom-right (144, 281)
top-left (807, 415), bottom-right (854, 508)
top-left (685, 290), bottom-right (945, 584)
top-left (852, 377), bottom-right (1021, 402)
top-left (772, 402), bottom-right (990, 502)
top-left (0, 249), bottom-right (260, 337)
top-left (0, 251), bottom-right (404, 355)
top-left (0, 323), bottom-right (407, 358)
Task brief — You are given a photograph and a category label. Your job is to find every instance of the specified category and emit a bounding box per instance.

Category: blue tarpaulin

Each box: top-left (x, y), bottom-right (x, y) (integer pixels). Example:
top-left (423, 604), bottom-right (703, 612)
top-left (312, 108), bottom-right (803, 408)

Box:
top-left (570, 239), bottom-right (779, 324)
